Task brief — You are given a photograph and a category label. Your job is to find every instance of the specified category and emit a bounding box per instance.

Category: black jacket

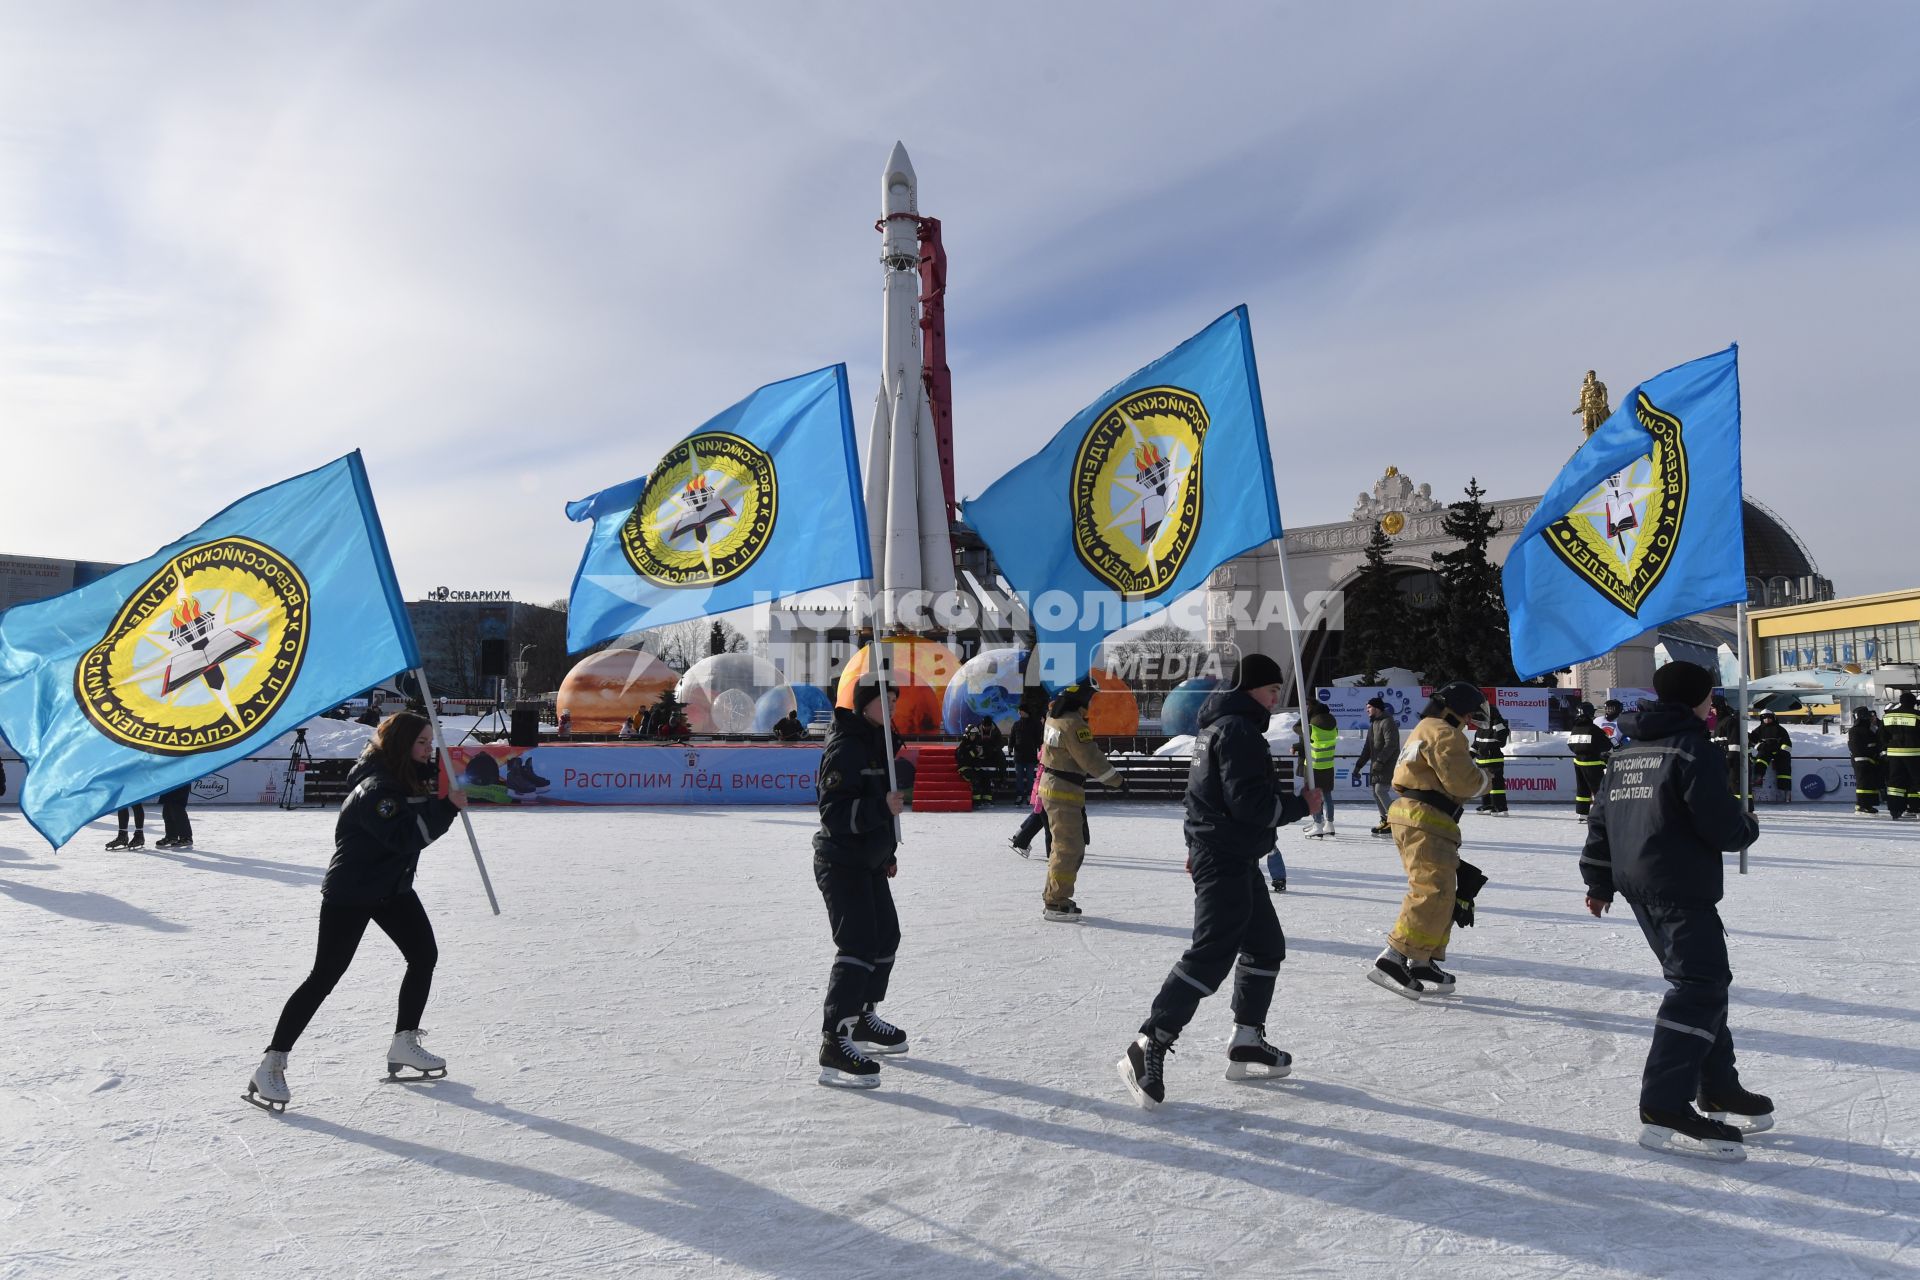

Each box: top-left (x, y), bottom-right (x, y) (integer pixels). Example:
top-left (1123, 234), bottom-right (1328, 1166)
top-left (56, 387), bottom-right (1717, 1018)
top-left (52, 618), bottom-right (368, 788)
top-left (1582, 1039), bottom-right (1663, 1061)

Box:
top-left (323, 756), bottom-right (459, 905)
top-left (1750, 721), bottom-right (1792, 763)
top-left (1183, 689), bottom-right (1310, 864)
top-left (813, 708), bottom-right (903, 871)
top-left (1568, 714), bottom-right (1612, 763)
top-left (1010, 716), bottom-right (1042, 765)
top-left (1579, 702), bottom-right (1758, 908)
top-left (773, 713), bottom-right (805, 742)
top-left (1472, 721), bottom-right (1510, 764)
top-left (1849, 718), bottom-right (1884, 762)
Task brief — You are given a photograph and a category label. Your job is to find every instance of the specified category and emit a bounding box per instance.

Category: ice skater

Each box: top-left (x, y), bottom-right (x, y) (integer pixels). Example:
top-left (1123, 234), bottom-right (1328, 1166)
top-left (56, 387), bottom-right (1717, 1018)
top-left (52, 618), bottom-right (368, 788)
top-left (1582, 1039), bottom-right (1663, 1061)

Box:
top-left (1351, 696), bottom-right (1400, 838)
top-left (105, 804), bottom-right (146, 850)
top-left (1037, 679), bottom-right (1122, 921)
top-left (1119, 654), bottom-right (1318, 1110)
top-left (1579, 660), bottom-right (1768, 1162)
top-left (813, 677), bottom-right (911, 1087)
top-left (248, 712), bottom-right (466, 1112)
top-left (1369, 682), bottom-right (1489, 999)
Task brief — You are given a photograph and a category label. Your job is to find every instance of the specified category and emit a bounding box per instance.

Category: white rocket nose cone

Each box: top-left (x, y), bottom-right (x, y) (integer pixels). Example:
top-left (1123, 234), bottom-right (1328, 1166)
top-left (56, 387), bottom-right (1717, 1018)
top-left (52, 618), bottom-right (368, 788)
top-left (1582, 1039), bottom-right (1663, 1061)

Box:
top-left (884, 140), bottom-right (915, 187)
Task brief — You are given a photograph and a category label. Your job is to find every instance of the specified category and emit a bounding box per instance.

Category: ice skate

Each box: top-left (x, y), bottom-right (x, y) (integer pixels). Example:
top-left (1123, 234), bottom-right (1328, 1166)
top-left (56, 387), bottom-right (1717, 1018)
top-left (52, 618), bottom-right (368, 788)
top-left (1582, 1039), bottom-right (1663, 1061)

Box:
top-left (1304, 819), bottom-right (1327, 839)
top-left (1225, 1024), bottom-right (1292, 1081)
top-left (1117, 1030), bottom-right (1174, 1110)
top-left (851, 1004), bottom-right (908, 1055)
top-left (126, 831), bottom-right (145, 850)
top-left (1270, 878), bottom-right (1286, 894)
top-left (385, 1029), bottom-right (447, 1080)
top-left (1698, 1083), bottom-right (1774, 1133)
top-left (1009, 837), bottom-right (1033, 860)
top-left (171, 839), bottom-right (192, 851)
top-left (1042, 901), bottom-right (1084, 923)
top-left (1410, 960), bottom-right (1458, 996)
top-left (245, 1050), bottom-right (290, 1113)
top-left (517, 755), bottom-right (553, 790)
top-left (1367, 947), bottom-right (1426, 1000)
top-left (1370, 823), bottom-right (1392, 839)
top-left (104, 833), bottom-right (129, 850)
top-left (818, 1016), bottom-right (882, 1088)
top-left (1639, 1105), bottom-right (1745, 1162)
top-left (153, 835), bottom-right (176, 849)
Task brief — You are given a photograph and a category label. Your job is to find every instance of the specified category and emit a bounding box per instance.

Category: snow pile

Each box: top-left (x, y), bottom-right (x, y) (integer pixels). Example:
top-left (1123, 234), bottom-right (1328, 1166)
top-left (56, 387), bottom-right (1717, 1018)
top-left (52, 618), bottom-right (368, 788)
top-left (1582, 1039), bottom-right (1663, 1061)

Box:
top-left (0, 805), bottom-right (1911, 1276)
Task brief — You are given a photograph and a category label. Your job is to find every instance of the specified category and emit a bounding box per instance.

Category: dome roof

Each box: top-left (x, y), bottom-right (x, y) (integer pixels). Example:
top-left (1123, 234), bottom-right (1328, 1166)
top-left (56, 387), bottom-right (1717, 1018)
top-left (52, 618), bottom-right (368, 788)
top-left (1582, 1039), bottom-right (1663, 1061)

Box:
top-left (1742, 497), bottom-right (1833, 607)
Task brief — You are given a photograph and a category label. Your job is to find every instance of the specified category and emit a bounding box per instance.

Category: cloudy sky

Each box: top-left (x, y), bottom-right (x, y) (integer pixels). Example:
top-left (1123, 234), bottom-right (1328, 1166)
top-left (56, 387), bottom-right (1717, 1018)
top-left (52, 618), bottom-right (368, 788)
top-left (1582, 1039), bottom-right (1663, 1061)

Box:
top-left (3, 2), bottom-right (1915, 606)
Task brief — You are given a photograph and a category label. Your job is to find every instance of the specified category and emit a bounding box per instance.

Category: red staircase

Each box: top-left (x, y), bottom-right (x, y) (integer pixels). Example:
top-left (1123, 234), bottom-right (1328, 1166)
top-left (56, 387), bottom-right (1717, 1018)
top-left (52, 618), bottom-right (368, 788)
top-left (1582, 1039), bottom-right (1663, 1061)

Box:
top-left (903, 743), bottom-right (972, 813)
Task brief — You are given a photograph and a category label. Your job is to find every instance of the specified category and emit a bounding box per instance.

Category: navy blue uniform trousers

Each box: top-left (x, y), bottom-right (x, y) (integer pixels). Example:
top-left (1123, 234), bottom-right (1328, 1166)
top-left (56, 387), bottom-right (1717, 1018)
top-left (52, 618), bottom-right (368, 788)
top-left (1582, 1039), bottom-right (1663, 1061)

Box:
top-left (1143, 849), bottom-right (1285, 1039)
top-left (1630, 901), bottom-right (1739, 1109)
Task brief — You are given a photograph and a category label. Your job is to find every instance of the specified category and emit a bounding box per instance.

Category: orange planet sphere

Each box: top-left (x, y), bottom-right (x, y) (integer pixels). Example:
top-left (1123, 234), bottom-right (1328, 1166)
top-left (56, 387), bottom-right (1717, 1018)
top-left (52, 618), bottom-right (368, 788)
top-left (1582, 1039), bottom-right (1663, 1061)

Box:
top-left (836, 637), bottom-right (962, 736)
top-left (1086, 665), bottom-right (1140, 736)
top-left (557, 648), bottom-right (679, 734)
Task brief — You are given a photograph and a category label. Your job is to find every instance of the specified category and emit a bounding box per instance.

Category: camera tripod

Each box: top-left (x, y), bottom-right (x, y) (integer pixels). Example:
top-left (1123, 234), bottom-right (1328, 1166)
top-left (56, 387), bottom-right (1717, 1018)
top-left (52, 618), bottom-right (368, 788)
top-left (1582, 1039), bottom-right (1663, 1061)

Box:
top-left (278, 728), bottom-right (312, 810)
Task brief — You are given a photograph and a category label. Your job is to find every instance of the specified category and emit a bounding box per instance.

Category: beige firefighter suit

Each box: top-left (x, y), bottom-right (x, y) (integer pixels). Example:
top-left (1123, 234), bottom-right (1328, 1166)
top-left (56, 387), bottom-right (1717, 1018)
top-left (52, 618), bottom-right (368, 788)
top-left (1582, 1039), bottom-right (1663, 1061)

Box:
top-left (1038, 709), bottom-right (1121, 909)
top-left (1386, 713), bottom-right (1488, 963)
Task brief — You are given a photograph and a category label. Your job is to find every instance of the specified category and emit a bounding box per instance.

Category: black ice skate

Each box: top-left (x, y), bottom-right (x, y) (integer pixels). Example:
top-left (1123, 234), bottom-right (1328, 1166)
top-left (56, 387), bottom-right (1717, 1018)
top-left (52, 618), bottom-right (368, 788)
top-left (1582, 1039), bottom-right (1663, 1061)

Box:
top-left (819, 1016), bottom-right (882, 1088)
top-left (1697, 1083), bottom-right (1774, 1133)
top-left (385, 1029), bottom-right (447, 1080)
top-left (126, 831), bottom-right (145, 850)
top-left (1225, 1024), bottom-right (1292, 1081)
top-left (153, 836), bottom-right (177, 849)
top-left (1367, 947), bottom-right (1426, 1001)
top-left (1009, 836), bottom-right (1033, 859)
top-left (1042, 901), bottom-right (1084, 923)
top-left (105, 833), bottom-right (129, 850)
top-left (1117, 1030), bottom-right (1174, 1110)
top-left (1410, 960), bottom-right (1458, 996)
top-left (502, 760), bottom-right (541, 801)
top-left (1370, 823), bottom-right (1392, 839)
top-left (851, 1004), bottom-right (908, 1055)
top-left (1270, 878), bottom-right (1287, 894)
top-left (1639, 1105), bottom-right (1745, 1162)
top-left (517, 755), bottom-right (553, 790)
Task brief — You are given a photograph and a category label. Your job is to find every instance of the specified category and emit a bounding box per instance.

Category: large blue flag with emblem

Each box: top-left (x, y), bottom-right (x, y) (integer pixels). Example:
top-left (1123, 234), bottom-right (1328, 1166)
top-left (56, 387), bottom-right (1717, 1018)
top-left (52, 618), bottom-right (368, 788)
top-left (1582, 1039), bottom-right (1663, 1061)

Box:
top-left (0, 452), bottom-right (421, 848)
top-left (961, 306), bottom-right (1283, 684)
top-left (1505, 345), bottom-right (1746, 681)
top-left (564, 364), bottom-right (871, 652)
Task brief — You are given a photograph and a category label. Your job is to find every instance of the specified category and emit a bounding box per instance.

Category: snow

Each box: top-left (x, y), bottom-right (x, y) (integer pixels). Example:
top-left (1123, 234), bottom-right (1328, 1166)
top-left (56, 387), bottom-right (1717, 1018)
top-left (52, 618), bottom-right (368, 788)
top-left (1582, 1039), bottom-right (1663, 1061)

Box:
top-left (1, 804), bottom-right (1915, 1277)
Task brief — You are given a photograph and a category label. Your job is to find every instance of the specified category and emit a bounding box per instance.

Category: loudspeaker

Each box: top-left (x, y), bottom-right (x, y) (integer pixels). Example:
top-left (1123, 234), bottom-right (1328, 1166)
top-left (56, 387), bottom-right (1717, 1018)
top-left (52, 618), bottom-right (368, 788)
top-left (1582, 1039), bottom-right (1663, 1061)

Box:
top-left (508, 706), bottom-right (542, 748)
top-left (480, 638), bottom-right (509, 679)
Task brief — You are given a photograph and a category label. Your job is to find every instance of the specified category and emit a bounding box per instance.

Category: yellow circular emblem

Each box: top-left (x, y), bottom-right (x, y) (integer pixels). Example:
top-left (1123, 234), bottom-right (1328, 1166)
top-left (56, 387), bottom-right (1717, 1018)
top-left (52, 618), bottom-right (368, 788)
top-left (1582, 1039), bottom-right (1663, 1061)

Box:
top-left (620, 432), bottom-right (777, 587)
top-left (1069, 385), bottom-right (1207, 596)
top-left (1381, 511), bottom-right (1406, 536)
top-left (74, 537), bottom-right (310, 755)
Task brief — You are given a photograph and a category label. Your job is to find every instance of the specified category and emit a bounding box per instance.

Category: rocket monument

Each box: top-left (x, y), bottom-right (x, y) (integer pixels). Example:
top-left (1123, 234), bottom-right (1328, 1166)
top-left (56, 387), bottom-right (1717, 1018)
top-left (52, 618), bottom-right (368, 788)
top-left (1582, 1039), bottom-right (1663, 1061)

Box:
top-left (864, 141), bottom-right (958, 632)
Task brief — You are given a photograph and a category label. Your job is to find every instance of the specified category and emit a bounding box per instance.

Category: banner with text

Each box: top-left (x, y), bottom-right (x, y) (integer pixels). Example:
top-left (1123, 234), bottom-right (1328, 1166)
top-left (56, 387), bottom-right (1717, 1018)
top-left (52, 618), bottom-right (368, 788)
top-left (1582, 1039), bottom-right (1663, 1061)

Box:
top-left (445, 744), bottom-right (820, 806)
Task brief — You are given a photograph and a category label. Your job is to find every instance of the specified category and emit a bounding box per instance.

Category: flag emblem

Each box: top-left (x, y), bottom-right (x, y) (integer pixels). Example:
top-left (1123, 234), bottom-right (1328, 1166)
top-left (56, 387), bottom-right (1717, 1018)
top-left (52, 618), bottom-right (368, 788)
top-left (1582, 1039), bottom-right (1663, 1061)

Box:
top-left (1069, 386), bottom-right (1208, 596)
top-left (73, 537), bottom-right (311, 755)
top-left (1542, 392), bottom-right (1689, 617)
top-left (618, 431), bottom-right (779, 587)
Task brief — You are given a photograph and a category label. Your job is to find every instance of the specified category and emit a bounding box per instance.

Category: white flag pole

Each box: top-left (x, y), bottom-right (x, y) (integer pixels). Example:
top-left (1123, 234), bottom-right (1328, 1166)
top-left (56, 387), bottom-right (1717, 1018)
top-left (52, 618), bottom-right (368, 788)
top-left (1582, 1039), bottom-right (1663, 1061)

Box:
top-left (1736, 601), bottom-right (1752, 876)
top-left (1273, 535), bottom-right (1313, 796)
top-left (862, 588), bottom-right (904, 845)
top-left (413, 665), bottom-right (501, 915)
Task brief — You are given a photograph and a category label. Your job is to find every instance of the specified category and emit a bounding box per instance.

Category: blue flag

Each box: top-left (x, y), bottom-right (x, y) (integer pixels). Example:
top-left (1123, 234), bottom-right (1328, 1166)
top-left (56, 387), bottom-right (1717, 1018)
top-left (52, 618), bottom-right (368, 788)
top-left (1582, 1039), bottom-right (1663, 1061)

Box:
top-left (0, 453), bottom-right (421, 847)
top-left (961, 306), bottom-right (1283, 683)
top-left (565, 365), bottom-right (872, 652)
top-left (1505, 345), bottom-right (1746, 681)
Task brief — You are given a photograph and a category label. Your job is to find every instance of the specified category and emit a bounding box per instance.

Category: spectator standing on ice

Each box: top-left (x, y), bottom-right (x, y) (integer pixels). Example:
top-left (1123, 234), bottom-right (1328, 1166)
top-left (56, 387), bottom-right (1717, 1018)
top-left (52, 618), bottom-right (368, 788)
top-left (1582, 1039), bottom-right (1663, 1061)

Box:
top-left (1369, 682), bottom-right (1489, 1000)
top-left (1350, 696), bottom-right (1400, 838)
top-left (1849, 708), bottom-right (1884, 815)
top-left (1009, 701), bottom-right (1042, 804)
top-left (1037, 679), bottom-right (1122, 922)
top-left (1293, 697), bottom-right (1339, 845)
top-left (248, 712), bottom-right (467, 1112)
top-left (1750, 712), bottom-right (1793, 803)
top-left (1119, 654), bottom-right (1317, 1110)
top-left (812, 678), bottom-right (910, 1088)
top-left (1579, 660), bottom-right (1768, 1162)
top-left (1884, 691), bottom-right (1920, 821)
top-left (1472, 709), bottom-right (1511, 815)
top-left (1569, 702), bottom-right (1612, 820)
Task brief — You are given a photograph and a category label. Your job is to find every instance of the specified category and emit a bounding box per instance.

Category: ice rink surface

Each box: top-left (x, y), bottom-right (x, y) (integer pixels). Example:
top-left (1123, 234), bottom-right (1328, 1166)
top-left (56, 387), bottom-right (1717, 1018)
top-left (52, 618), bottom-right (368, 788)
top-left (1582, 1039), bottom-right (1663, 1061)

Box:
top-left (1, 802), bottom-right (1915, 1278)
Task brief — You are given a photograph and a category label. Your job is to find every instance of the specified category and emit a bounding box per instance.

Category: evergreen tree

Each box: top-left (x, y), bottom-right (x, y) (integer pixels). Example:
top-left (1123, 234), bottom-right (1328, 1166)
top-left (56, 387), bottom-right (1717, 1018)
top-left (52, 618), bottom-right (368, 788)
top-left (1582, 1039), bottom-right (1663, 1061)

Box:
top-left (1340, 521), bottom-right (1413, 682)
top-left (709, 620), bottom-right (727, 657)
top-left (1428, 478), bottom-right (1518, 685)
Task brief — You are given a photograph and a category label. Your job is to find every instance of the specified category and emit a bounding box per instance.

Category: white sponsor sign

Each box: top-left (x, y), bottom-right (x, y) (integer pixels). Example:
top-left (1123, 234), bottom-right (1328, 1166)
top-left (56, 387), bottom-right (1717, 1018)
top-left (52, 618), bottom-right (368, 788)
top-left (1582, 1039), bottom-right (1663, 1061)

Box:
top-left (1491, 687), bottom-right (1550, 731)
top-left (1314, 686), bottom-right (1422, 730)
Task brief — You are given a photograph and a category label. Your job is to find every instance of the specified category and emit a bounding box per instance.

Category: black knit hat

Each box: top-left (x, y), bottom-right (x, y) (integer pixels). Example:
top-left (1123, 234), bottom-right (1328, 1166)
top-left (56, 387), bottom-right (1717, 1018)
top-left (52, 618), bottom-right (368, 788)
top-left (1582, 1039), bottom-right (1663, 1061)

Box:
top-left (1652, 660), bottom-right (1715, 709)
top-left (1365, 696), bottom-right (1389, 711)
top-left (852, 681), bottom-right (889, 715)
top-left (1234, 652), bottom-right (1285, 691)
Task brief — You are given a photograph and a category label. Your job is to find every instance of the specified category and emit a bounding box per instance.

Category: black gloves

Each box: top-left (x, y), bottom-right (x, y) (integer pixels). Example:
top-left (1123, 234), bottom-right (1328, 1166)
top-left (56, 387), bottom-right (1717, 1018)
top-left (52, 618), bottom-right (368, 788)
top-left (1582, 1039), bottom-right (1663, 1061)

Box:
top-left (1453, 859), bottom-right (1488, 928)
